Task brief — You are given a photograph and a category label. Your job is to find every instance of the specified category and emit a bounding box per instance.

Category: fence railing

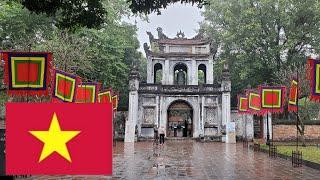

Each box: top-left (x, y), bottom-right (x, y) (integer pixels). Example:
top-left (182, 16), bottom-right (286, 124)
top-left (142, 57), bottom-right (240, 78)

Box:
top-left (292, 150), bottom-right (303, 167)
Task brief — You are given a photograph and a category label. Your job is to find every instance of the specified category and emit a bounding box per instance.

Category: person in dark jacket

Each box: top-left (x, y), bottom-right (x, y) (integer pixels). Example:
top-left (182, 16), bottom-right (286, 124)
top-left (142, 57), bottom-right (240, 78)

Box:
top-left (159, 126), bottom-right (165, 145)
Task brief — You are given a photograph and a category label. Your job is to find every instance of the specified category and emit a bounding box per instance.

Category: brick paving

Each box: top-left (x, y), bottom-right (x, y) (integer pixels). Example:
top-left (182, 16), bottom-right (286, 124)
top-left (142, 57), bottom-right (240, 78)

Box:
top-left (22, 140), bottom-right (319, 180)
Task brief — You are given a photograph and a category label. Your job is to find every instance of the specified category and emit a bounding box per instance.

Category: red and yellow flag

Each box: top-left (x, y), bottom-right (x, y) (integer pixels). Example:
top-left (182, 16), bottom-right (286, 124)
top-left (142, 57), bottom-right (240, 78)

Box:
top-left (75, 82), bottom-right (101, 103)
top-left (52, 69), bottom-right (81, 103)
top-left (2, 52), bottom-right (52, 96)
top-left (260, 86), bottom-right (286, 114)
top-left (307, 58), bottom-right (320, 102)
top-left (288, 79), bottom-right (298, 112)
top-left (112, 92), bottom-right (119, 110)
top-left (248, 90), bottom-right (262, 115)
top-left (237, 95), bottom-right (248, 114)
top-left (98, 88), bottom-right (112, 103)
top-left (6, 103), bottom-right (113, 175)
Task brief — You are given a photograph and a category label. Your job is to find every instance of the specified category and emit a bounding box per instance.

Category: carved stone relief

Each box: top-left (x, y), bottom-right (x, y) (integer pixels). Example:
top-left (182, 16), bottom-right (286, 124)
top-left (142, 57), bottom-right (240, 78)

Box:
top-left (205, 107), bottom-right (217, 125)
top-left (143, 107), bottom-right (155, 124)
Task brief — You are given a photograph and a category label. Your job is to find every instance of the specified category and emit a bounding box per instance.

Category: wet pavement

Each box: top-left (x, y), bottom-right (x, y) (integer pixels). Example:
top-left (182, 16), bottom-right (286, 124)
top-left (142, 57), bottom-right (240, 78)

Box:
top-left (23, 140), bottom-right (320, 179)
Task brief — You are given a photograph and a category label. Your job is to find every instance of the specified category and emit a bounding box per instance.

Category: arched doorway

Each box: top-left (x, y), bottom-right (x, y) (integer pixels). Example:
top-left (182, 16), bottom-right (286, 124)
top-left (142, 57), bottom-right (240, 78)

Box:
top-left (154, 63), bottom-right (163, 84)
top-left (198, 64), bottom-right (206, 85)
top-left (167, 100), bottom-right (193, 137)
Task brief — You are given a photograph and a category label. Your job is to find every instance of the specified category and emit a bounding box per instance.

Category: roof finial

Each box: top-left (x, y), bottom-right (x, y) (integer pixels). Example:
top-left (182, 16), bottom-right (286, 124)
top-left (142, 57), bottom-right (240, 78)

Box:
top-left (157, 27), bottom-right (168, 39)
top-left (176, 30), bottom-right (185, 39)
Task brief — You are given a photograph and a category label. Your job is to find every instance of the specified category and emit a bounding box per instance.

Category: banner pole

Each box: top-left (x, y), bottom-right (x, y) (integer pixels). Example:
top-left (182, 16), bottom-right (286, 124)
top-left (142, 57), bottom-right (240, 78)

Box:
top-left (266, 112), bottom-right (270, 145)
top-left (296, 67), bottom-right (299, 150)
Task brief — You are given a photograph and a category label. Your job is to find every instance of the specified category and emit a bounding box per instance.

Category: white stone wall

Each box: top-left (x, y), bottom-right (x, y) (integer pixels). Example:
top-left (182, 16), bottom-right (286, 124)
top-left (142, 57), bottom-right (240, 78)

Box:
top-left (231, 110), bottom-right (254, 141)
top-left (137, 94), bottom-right (222, 138)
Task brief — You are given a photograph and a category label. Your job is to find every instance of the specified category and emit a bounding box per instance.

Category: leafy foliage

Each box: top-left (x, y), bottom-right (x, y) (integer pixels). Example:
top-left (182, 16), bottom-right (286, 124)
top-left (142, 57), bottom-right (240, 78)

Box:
top-left (0, 1), bottom-right (146, 109)
top-left (128, 0), bottom-right (207, 14)
top-left (202, 0), bottom-right (320, 106)
top-left (17, 0), bottom-right (106, 29)
top-left (0, 2), bottom-right (53, 50)
top-left (0, 90), bottom-right (8, 120)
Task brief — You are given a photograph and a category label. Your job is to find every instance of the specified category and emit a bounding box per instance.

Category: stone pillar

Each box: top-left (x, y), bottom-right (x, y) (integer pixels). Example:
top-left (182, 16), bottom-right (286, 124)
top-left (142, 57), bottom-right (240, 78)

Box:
top-left (125, 66), bottom-right (140, 143)
top-left (245, 115), bottom-right (254, 141)
top-left (207, 57), bottom-right (214, 84)
top-left (168, 61), bottom-right (174, 85)
top-left (200, 96), bottom-right (205, 134)
top-left (221, 64), bottom-right (235, 143)
top-left (263, 113), bottom-right (272, 141)
top-left (164, 59), bottom-right (169, 85)
top-left (156, 95), bottom-right (160, 126)
top-left (192, 59), bottom-right (197, 85)
top-left (147, 58), bottom-right (153, 83)
top-left (160, 97), bottom-right (167, 131)
top-left (187, 62), bottom-right (192, 85)
top-left (243, 115), bottom-right (254, 141)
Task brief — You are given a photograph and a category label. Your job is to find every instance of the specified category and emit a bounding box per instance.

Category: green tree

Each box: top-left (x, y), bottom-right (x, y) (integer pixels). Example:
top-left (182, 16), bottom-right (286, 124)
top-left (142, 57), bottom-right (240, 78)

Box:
top-left (16, 0), bottom-right (106, 29)
top-left (128, 0), bottom-right (207, 14)
top-left (0, 2), bottom-right (54, 50)
top-left (202, 0), bottom-right (320, 106)
top-left (0, 1), bottom-right (146, 110)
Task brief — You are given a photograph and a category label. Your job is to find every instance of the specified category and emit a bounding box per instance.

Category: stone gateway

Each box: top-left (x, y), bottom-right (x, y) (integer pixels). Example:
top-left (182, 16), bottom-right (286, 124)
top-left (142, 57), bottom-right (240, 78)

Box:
top-left (125, 28), bottom-right (234, 143)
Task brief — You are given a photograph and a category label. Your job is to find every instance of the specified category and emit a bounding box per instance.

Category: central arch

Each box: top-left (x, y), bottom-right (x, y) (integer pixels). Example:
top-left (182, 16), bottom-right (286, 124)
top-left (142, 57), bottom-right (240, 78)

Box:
top-left (167, 100), bottom-right (193, 137)
top-left (174, 63), bottom-right (188, 85)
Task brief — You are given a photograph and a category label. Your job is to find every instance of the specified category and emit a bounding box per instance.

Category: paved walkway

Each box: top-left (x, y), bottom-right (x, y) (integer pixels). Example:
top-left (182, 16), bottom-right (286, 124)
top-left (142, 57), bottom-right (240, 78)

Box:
top-left (25, 141), bottom-right (320, 180)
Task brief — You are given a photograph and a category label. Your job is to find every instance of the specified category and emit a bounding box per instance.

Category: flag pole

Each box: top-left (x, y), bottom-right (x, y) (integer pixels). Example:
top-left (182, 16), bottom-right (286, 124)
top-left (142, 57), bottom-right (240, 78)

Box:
top-left (271, 86), bottom-right (274, 146)
top-left (296, 67), bottom-right (299, 150)
top-left (266, 112), bottom-right (270, 145)
top-left (26, 44), bottom-right (32, 103)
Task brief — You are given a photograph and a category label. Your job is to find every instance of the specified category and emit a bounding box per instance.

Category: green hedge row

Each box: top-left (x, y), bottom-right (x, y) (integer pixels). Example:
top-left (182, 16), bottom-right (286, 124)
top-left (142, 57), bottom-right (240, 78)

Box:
top-left (273, 119), bottom-right (320, 125)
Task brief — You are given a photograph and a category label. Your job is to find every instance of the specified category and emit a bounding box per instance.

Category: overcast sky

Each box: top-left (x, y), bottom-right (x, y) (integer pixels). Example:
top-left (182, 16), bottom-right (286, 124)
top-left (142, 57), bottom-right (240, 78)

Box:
top-left (125, 3), bottom-right (204, 55)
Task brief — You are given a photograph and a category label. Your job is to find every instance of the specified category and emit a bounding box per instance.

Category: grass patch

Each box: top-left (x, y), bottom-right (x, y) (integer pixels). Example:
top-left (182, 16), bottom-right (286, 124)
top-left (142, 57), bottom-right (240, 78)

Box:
top-left (261, 144), bottom-right (320, 164)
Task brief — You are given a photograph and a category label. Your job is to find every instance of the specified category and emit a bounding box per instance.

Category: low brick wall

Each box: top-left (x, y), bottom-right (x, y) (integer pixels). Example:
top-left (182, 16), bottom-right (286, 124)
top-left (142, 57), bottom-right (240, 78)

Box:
top-left (273, 124), bottom-right (320, 141)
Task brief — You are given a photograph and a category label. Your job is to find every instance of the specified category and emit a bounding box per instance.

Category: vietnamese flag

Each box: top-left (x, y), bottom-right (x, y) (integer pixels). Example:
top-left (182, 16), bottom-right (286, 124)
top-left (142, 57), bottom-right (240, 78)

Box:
top-left (6, 103), bottom-right (113, 175)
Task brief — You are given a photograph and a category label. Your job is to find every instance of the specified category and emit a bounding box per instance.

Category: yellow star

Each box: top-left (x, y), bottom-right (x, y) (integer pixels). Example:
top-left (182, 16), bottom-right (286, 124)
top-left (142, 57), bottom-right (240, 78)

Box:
top-left (29, 112), bottom-right (81, 163)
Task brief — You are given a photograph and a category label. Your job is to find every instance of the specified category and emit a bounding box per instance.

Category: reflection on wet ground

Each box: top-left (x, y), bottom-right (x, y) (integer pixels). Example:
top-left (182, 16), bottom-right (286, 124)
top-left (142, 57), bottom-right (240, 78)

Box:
top-left (24, 140), bottom-right (320, 179)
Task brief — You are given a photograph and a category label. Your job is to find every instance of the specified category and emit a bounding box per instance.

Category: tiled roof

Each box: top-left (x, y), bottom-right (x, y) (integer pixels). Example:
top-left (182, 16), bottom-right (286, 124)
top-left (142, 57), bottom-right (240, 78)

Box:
top-left (155, 38), bottom-right (210, 45)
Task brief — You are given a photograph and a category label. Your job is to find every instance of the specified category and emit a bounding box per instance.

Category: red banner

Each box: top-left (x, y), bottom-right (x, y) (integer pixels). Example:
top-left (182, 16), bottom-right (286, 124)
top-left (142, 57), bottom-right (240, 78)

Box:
top-left (237, 94), bottom-right (248, 114)
top-left (307, 58), bottom-right (320, 102)
top-left (98, 88), bottom-right (113, 103)
top-left (52, 69), bottom-right (81, 103)
top-left (75, 82), bottom-right (101, 103)
top-left (260, 86), bottom-right (286, 114)
top-left (247, 89), bottom-right (263, 115)
top-left (2, 52), bottom-right (52, 96)
top-left (112, 92), bottom-right (119, 110)
top-left (288, 79), bottom-right (298, 112)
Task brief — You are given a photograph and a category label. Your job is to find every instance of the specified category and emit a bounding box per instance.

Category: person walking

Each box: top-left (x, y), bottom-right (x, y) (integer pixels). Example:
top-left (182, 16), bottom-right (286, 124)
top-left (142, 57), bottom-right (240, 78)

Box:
top-left (153, 125), bottom-right (159, 145)
top-left (159, 126), bottom-right (165, 145)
